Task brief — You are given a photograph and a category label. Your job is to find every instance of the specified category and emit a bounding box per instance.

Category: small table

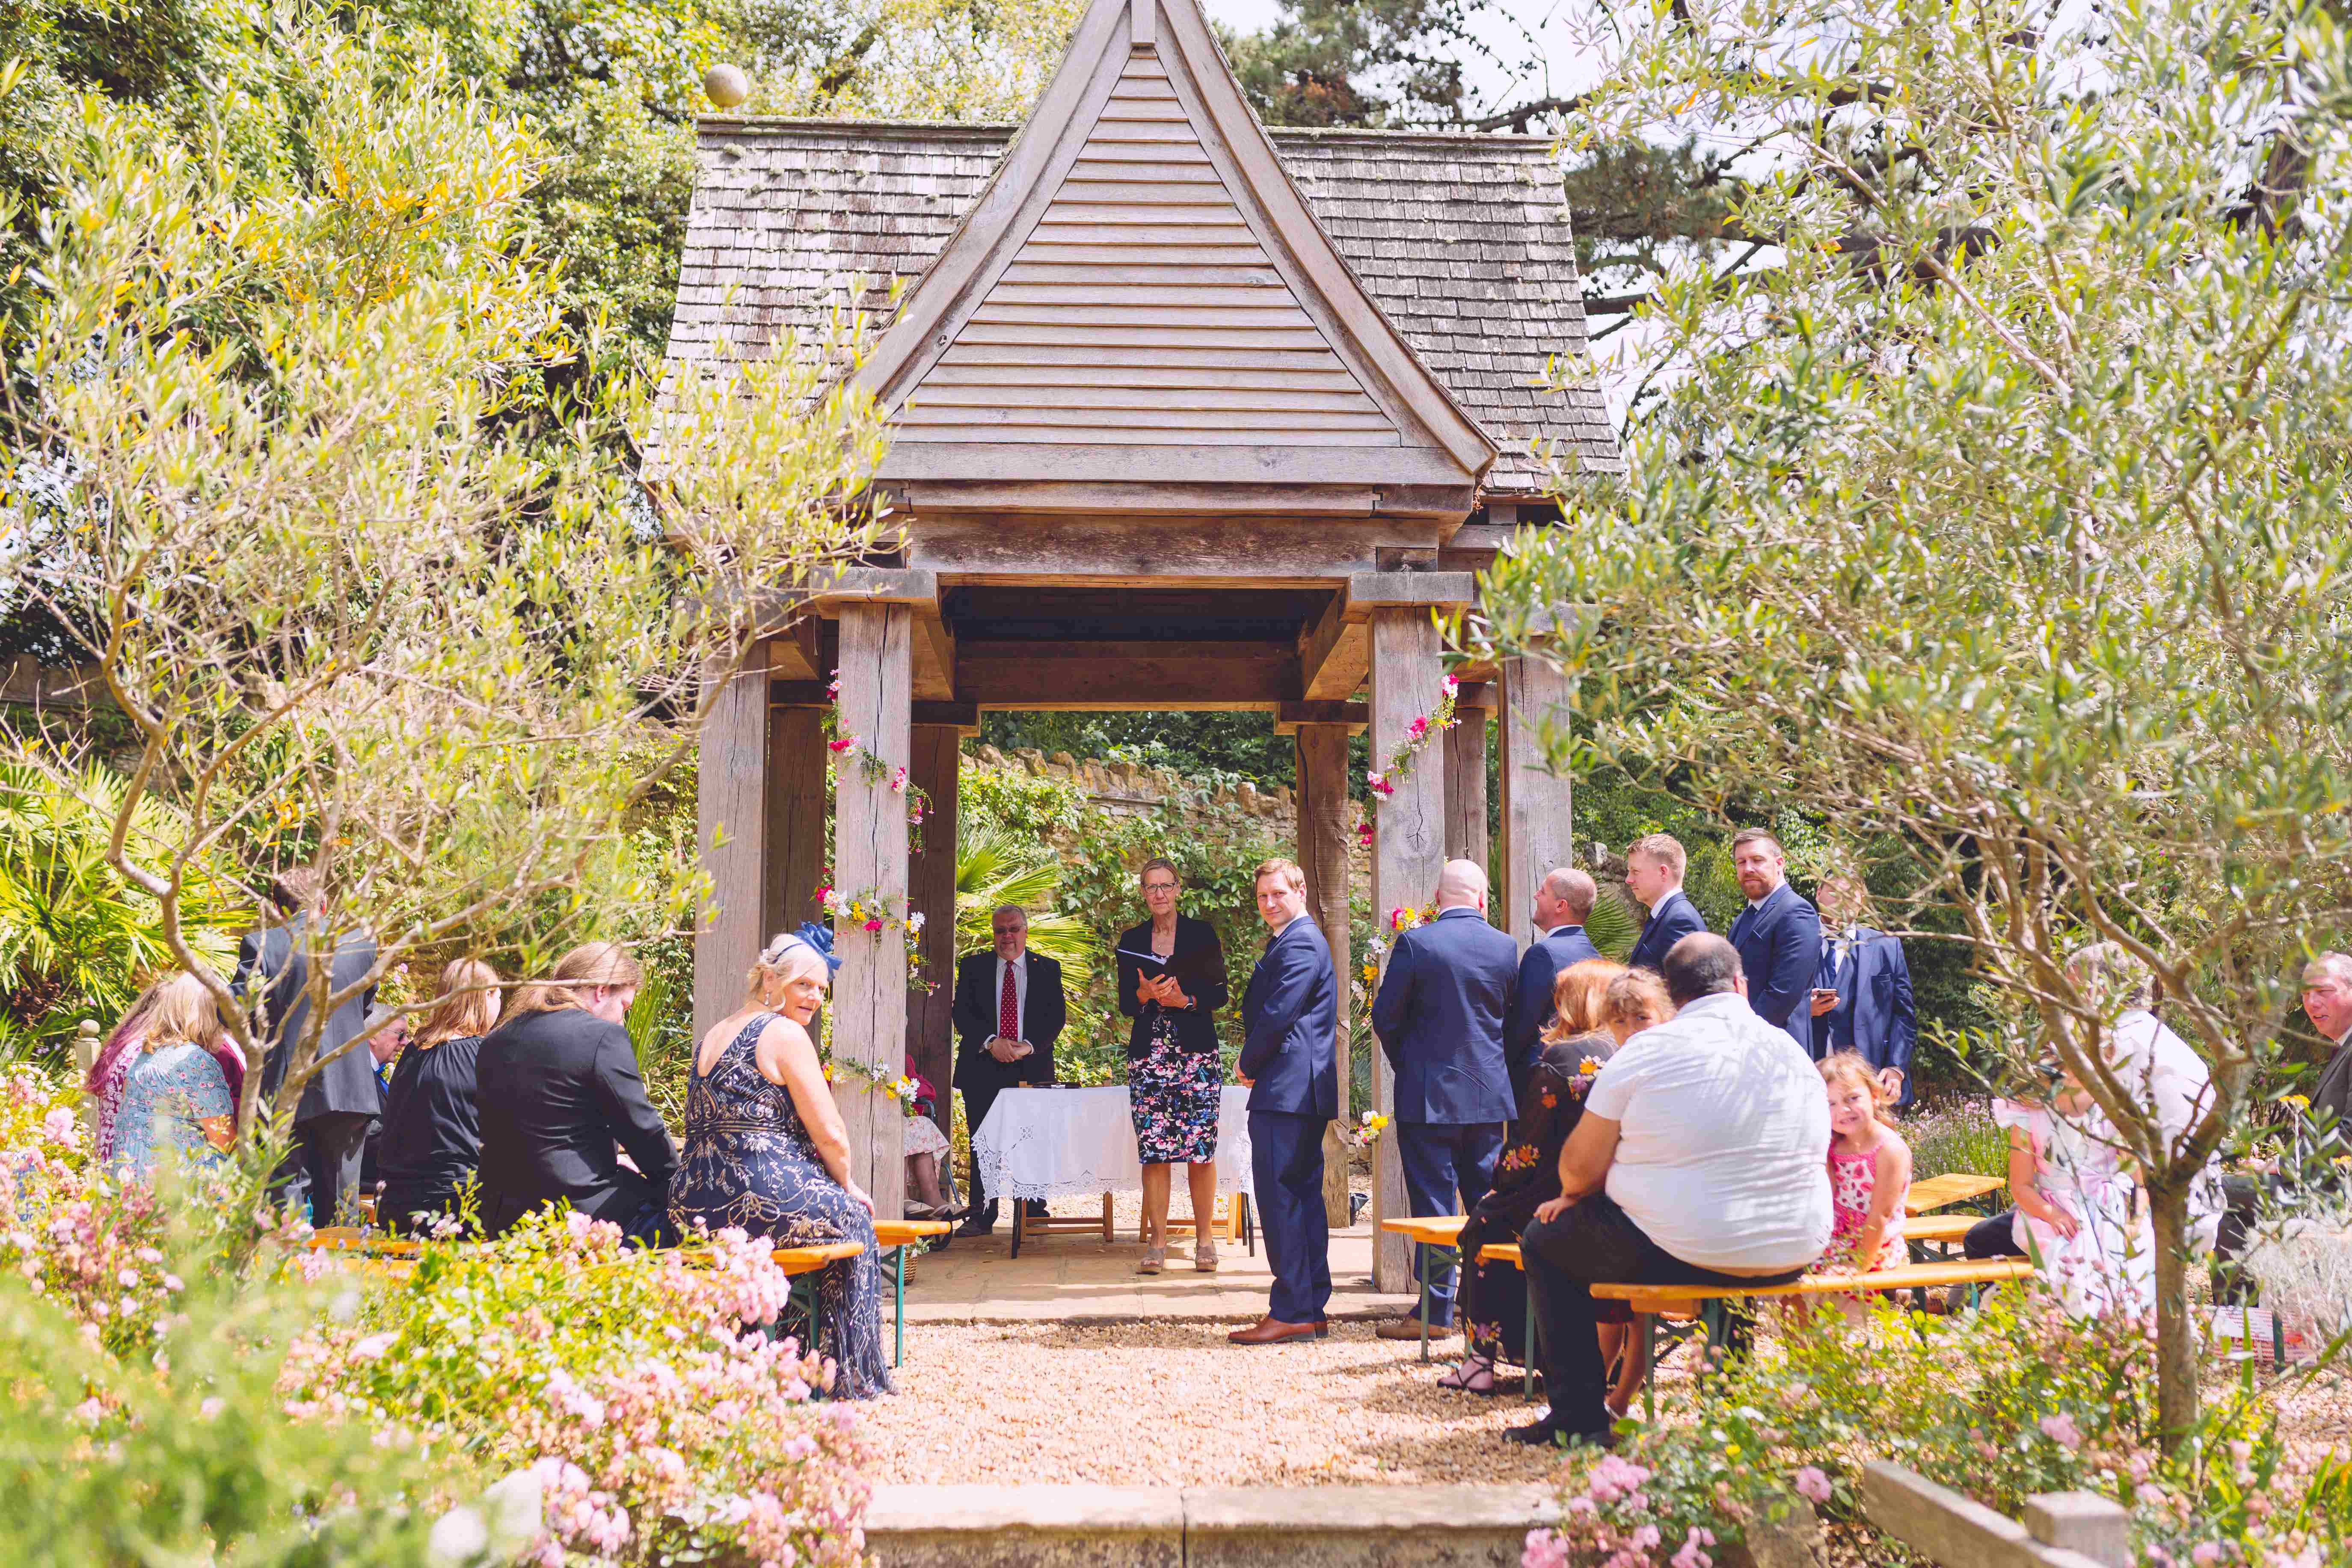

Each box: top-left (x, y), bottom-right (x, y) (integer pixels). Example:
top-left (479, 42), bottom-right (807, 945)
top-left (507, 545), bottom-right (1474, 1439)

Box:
top-left (1379, 1215), bottom-right (1469, 1362)
top-left (1905, 1174), bottom-right (2007, 1217)
top-left (972, 1085), bottom-right (1259, 1259)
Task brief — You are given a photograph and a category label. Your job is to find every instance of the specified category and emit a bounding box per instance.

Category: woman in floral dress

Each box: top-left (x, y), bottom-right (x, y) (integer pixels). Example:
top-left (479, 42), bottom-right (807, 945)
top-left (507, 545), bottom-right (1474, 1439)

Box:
top-left (106, 973), bottom-right (237, 1187)
top-left (1115, 859), bottom-right (1230, 1274)
top-left (670, 925), bottom-right (891, 1398)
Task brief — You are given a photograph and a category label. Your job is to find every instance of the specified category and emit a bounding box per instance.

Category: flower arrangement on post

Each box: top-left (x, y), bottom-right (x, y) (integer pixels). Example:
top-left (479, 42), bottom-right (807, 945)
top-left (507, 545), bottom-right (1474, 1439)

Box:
top-left (1363, 673), bottom-right (1459, 830)
top-left (817, 883), bottom-right (931, 993)
top-left (1337, 1109), bottom-right (1391, 1152)
top-left (823, 678), bottom-right (931, 851)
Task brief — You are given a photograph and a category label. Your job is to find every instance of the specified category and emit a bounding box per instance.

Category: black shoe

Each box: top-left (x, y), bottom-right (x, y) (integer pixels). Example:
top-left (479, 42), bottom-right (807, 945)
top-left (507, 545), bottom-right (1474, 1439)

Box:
top-left (953, 1213), bottom-right (996, 1239)
top-left (1021, 1198), bottom-right (1049, 1218)
top-left (1503, 1414), bottom-right (1615, 1449)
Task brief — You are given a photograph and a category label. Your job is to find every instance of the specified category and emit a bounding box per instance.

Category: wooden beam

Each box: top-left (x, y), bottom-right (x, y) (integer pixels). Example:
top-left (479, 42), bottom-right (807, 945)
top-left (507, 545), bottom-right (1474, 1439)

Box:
top-left (1369, 608), bottom-right (1444, 1293)
top-left (912, 611), bottom-right (957, 702)
top-left (907, 725), bottom-right (962, 1147)
top-left (1273, 701), bottom-right (1367, 735)
top-left (694, 648), bottom-right (770, 1046)
top-left (912, 702), bottom-right (981, 734)
top-left (956, 640), bottom-right (1299, 708)
top-left (771, 680), bottom-right (833, 707)
top-left (1343, 570), bottom-right (1478, 619)
top-left (1443, 701), bottom-right (1490, 877)
top-left (1129, 0), bottom-right (1153, 47)
top-left (1500, 657), bottom-right (1575, 948)
top-left (767, 614), bottom-right (823, 681)
top-left (765, 705), bottom-right (829, 939)
top-left (1298, 594), bottom-right (1368, 701)
top-left (907, 514), bottom-right (1438, 587)
top-left (834, 604), bottom-right (912, 1219)
top-left (1295, 724), bottom-right (1355, 1229)
top-left (902, 482), bottom-right (1384, 515)
top-left (808, 565), bottom-right (940, 610)
top-left (877, 441), bottom-right (1479, 490)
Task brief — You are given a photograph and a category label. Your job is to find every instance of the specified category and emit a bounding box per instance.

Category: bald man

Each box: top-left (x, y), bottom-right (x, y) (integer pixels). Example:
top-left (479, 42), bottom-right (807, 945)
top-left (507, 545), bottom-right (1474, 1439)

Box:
top-left (1368, 859), bottom-right (1519, 1340)
top-left (1505, 868), bottom-right (1603, 1095)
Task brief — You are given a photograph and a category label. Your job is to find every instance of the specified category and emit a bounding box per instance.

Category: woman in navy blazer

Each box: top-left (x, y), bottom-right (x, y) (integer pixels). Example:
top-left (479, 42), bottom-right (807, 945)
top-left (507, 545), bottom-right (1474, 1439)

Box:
top-left (1116, 859), bottom-right (1231, 1273)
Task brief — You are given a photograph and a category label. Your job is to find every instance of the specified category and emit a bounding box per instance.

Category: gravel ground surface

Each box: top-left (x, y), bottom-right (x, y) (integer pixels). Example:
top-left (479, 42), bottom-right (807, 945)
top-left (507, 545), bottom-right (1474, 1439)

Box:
top-left (858, 1319), bottom-right (1616, 1486)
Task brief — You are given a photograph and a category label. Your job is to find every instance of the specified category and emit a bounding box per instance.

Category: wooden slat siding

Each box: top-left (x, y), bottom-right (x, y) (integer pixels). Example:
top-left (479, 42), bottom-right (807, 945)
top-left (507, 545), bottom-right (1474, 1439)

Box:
top-left (900, 48), bottom-right (1402, 450)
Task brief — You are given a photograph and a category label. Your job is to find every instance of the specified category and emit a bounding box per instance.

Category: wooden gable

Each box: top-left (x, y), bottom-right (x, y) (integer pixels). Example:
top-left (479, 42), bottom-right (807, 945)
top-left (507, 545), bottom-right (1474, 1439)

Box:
top-left (856, 0), bottom-right (1497, 512)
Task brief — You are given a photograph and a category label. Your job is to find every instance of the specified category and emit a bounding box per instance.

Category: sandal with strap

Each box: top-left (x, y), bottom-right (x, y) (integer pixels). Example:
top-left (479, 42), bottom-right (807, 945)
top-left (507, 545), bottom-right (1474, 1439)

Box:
top-left (1194, 1237), bottom-right (1219, 1272)
top-left (1137, 1246), bottom-right (1166, 1275)
top-left (1435, 1355), bottom-right (1502, 1395)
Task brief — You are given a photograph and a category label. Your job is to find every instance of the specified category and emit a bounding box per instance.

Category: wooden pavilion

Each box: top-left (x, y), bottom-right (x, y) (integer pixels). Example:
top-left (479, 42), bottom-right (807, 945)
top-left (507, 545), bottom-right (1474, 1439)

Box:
top-left (668, 0), bottom-right (1619, 1289)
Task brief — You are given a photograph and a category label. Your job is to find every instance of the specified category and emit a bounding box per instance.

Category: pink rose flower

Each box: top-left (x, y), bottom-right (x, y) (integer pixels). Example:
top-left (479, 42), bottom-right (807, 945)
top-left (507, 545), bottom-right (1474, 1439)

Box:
top-left (2039, 1413), bottom-right (2083, 1452)
top-left (1794, 1465), bottom-right (1832, 1504)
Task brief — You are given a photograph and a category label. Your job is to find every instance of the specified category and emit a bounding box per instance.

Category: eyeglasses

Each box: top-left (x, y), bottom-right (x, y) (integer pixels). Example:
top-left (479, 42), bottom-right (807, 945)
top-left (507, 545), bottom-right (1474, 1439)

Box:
top-left (1143, 882), bottom-right (1178, 893)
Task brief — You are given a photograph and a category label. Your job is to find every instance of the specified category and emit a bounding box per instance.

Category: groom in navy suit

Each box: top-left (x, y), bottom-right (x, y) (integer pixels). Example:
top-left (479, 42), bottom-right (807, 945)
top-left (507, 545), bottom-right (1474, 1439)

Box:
top-left (1231, 857), bottom-right (1339, 1346)
top-left (1728, 828), bottom-right (1823, 1055)
top-left (1624, 833), bottom-right (1708, 973)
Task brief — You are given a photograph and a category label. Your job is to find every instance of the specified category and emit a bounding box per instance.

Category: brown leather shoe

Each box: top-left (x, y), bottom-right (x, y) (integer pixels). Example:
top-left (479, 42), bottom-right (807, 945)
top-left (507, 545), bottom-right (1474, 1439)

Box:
top-left (1228, 1315), bottom-right (1322, 1346)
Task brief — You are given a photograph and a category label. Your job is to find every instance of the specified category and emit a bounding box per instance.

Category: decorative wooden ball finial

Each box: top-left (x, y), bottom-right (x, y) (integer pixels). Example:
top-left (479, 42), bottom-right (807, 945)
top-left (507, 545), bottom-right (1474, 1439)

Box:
top-left (703, 64), bottom-right (749, 110)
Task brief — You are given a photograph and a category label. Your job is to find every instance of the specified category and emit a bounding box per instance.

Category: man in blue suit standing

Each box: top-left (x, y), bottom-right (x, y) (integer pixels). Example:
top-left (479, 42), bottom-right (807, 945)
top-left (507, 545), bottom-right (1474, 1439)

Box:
top-left (1370, 859), bottom-right (1520, 1341)
top-left (1727, 828), bottom-right (1823, 1055)
top-left (1504, 868), bottom-right (1602, 1091)
top-left (1624, 834), bottom-right (1708, 973)
top-left (1231, 857), bottom-right (1340, 1346)
top-left (1810, 874), bottom-right (1917, 1101)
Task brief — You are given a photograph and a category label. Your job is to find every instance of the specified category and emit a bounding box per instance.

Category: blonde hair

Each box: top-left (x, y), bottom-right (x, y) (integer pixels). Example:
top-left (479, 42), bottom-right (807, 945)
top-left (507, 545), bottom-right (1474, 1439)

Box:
top-left (413, 957), bottom-right (502, 1051)
top-left (1626, 833), bottom-right (1686, 877)
top-left (507, 941), bottom-right (644, 1020)
top-left (1542, 958), bottom-right (1625, 1044)
top-left (1600, 968), bottom-right (1672, 1033)
top-left (747, 932), bottom-right (830, 1000)
top-left (1254, 857), bottom-right (1306, 894)
top-left (1820, 1050), bottom-right (1898, 1129)
top-left (143, 972), bottom-right (221, 1052)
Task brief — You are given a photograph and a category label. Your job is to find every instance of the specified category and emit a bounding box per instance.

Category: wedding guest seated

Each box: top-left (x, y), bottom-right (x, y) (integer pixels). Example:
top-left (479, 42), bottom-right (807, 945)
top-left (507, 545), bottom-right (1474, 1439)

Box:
top-left (101, 972), bottom-right (240, 1186)
top-left (902, 1053), bottom-right (955, 1223)
top-left (1440, 960), bottom-right (1666, 1397)
top-left (1510, 935), bottom-right (1832, 1448)
top-left (376, 958), bottom-right (502, 1236)
top-left (1815, 1050), bottom-right (1912, 1320)
top-left (475, 942), bottom-right (678, 1247)
top-left (672, 925), bottom-right (891, 1398)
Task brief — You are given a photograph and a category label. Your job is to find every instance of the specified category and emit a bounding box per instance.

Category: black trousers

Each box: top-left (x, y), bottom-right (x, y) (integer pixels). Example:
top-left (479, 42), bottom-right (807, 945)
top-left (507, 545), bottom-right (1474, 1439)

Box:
top-left (273, 1112), bottom-right (375, 1228)
top-left (1963, 1209), bottom-right (2026, 1260)
top-left (1521, 1193), bottom-right (1804, 1436)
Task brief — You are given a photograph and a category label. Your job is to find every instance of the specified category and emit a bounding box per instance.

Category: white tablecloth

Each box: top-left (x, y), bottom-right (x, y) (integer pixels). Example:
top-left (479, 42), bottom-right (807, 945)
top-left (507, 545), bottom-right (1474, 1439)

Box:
top-left (971, 1085), bottom-right (1257, 1202)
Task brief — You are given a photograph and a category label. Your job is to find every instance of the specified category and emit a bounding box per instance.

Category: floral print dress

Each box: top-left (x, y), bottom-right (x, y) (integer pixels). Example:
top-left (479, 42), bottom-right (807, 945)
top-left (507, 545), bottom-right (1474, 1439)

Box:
top-left (1129, 1005), bottom-right (1223, 1165)
top-left (1819, 1143), bottom-right (1908, 1274)
top-left (105, 1043), bottom-right (231, 1187)
top-left (670, 1015), bottom-right (892, 1398)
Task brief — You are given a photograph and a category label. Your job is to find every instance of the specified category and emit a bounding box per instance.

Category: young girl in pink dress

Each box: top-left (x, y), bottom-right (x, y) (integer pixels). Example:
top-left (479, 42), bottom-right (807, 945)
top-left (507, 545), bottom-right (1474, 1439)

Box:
top-left (1818, 1052), bottom-right (1913, 1316)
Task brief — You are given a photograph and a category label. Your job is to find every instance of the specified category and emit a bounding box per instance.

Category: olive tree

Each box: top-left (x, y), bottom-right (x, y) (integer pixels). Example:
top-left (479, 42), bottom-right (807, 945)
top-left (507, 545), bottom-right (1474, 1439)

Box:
top-left (1479, 0), bottom-right (2352, 1440)
top-left (1, 20), bottom-right (889, 1166)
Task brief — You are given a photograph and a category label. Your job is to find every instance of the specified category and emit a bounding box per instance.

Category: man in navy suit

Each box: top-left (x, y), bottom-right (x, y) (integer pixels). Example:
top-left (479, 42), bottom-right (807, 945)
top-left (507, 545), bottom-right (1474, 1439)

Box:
top-left (1505, 868), bottom-right (1602, 1090)
top-left (1370, 859), bottom-right (1520, 1340)
top-left (1727, 829), bottom-right (1823, 1055)
top-left (1624, 833), bottom-right (1708, 973)
top-left (1231, 857), bottom-right (1339, 1346)
top-left (1810, 874), bottom-right (1918, 1102)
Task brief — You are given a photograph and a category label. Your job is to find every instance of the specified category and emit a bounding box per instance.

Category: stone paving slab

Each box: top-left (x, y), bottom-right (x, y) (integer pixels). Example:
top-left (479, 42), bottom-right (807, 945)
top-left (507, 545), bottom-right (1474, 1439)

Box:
top-left (866, 1483), bottom-right (1557, 1568)
top-left (900, 1218), bottom-right (1415, 1325)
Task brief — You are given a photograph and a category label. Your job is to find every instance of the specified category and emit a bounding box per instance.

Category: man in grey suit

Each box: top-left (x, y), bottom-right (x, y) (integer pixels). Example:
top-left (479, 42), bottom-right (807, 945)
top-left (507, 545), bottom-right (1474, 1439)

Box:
top-left (235, 866), bottom-right (382, 1227)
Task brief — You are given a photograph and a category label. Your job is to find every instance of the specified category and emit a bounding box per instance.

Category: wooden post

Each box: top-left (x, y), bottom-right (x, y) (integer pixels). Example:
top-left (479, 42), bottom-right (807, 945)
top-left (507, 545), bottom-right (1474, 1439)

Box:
top-left (765, 702), bottom-right (830, 937)
top-left (694, 644), bottom-right (771, 1047)
top-left (833, 605), bottom-right (911, 1219)
top-left (907, 723), bottom-right (962, 1142)
top-left (1295, 724), bottom-right (1354, 1229)
top-left (1499, 657), bottom-right (1575, 949)
top-left (1368, 608), bottom-right (1444, 1293)
top-left (1442, 683), bottom-right (1492, 886)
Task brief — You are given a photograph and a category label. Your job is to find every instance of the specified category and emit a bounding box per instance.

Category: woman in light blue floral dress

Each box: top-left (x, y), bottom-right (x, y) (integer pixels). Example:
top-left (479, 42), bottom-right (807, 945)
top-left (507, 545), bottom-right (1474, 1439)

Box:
top-left (106, 973), bottom-right (236, 1186)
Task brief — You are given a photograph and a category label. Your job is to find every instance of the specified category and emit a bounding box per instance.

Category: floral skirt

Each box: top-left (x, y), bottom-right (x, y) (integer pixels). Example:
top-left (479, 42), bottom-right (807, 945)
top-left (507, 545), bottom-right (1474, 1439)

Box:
top-left (1129, 1020), bottom-right (1222, 1166)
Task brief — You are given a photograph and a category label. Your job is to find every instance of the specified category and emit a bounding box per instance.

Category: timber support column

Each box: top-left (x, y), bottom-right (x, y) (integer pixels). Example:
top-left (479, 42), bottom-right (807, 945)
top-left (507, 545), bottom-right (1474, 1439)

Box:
top-left (765, 700), bottom-right (830, 938)
top-left (1500, 656), bottom-right (1576, 949)
top-left (1442, 681), bottom-right (1495, 883)
top-left (1293, 719), bottom-right (1358, 1229)
top-left (908, 710), bottom-right (973, 1144)
top-left (694, 641), bottom-right (773, 1047)
top-left (833, 601), bottom-right (915, 1219)
top-left (1364, 585), bottom-right (1461, 1294)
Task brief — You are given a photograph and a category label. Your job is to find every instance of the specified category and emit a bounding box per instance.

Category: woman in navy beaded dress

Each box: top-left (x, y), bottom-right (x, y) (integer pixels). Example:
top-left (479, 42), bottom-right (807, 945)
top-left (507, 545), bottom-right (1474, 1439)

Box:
top-left (670, 925), bottom-right (891, 1398)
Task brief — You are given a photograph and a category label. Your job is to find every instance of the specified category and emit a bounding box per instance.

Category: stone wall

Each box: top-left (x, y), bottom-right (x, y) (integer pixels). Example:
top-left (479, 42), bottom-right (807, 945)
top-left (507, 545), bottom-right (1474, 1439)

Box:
top-left (967, 744), bottom-right (1315, 843)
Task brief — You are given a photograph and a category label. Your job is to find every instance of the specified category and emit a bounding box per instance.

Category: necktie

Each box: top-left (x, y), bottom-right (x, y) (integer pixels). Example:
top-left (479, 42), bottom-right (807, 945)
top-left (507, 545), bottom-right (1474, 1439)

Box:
top-left (998, 962), bottom-right (1019, 1041)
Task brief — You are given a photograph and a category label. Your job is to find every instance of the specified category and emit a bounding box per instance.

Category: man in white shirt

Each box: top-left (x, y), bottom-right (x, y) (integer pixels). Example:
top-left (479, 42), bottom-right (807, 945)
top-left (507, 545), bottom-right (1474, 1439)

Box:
top-left (1507, 934), bottom-right (1832, 1448)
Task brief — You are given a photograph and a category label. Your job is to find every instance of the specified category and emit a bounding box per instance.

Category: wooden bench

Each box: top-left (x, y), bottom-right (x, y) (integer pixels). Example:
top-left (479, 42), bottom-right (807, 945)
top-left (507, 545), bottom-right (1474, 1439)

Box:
top-left (873, 1220), bottom-right (950, 1367)
top-left (1379, 1215), bottom-right (1472, 1361)
top-left (1905, 1173), bottom-right (2006, 1216)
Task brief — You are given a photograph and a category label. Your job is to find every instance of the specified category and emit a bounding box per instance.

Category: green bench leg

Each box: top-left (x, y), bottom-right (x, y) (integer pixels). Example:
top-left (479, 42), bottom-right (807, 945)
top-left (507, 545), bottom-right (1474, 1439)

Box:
top-left (890, 1245), bottom-right (907, 1368)
top-left (1414, 1242), bottom-right (1457, 1363)
top-left (1643, 1311), bottom-right (1658, 1425)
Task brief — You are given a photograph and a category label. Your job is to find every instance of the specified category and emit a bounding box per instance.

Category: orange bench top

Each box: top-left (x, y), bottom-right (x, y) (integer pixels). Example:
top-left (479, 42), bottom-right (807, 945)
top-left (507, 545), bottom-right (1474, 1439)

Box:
top-left (1590, 1258), bottom-right (2035, 1313)
top-left (1904, 1174), bottom-right (2006, 1215)
top-left (873, 1220), bottom-right (951, 1247)
top-left (1379, 1215), bottom-right (1470, 1246)
top-left (772, 1241), bottom-right (865, 1275)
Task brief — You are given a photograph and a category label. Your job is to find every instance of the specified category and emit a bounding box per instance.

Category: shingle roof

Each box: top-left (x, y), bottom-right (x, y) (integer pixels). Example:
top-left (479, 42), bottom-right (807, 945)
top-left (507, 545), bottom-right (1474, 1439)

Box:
top-left (667, 119), bottom-right (1621, 492)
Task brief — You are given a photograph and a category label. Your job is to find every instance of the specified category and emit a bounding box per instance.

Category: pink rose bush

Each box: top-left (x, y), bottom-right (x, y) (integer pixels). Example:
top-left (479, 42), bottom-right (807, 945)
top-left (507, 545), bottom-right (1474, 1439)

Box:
top-left (284, 1208), bottom-right (871, 1566)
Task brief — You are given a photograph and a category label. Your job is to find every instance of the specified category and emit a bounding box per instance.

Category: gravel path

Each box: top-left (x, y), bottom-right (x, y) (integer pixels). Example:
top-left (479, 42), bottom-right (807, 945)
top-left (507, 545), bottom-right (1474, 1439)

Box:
top-left (858, 1319), bottom-right (1592, 1487)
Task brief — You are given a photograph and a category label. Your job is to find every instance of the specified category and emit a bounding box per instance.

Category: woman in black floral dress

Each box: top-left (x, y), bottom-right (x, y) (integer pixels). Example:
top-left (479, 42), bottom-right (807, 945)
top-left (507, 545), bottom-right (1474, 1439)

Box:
top-left (1116, 860), bottom-right (1230, 1275)
top-left (671, 925), bottom-right (891, 1398)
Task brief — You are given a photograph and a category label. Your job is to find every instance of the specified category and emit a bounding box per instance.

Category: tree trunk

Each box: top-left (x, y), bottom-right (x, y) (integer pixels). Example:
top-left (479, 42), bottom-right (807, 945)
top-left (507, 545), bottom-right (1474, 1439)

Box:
top-left (2146, 1177), bottom-right (2199, 1449)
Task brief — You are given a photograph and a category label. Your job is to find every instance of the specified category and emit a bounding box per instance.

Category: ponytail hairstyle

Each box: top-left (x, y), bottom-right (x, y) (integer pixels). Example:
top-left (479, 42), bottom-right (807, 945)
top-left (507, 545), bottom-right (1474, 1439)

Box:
top-left (1819, 1049), bottom-right (1899, 1129)
top-left (506, 941), bottom-right (644, 1020)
